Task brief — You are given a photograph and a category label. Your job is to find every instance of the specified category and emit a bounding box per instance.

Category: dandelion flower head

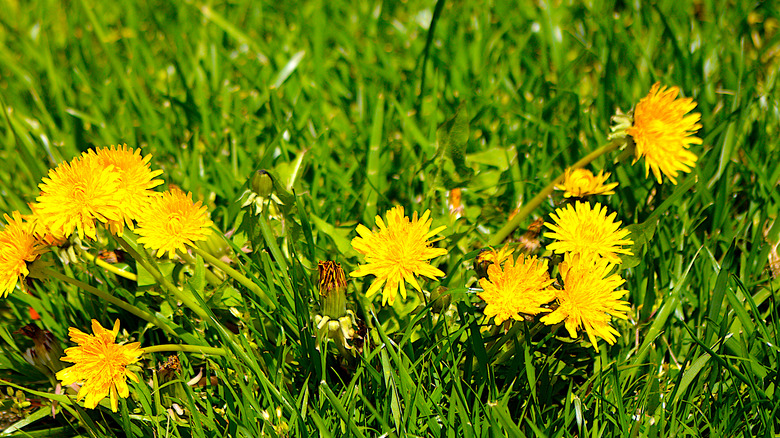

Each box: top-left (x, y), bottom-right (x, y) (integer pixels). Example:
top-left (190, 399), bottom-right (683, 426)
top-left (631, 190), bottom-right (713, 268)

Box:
top-left (84, 145), bottom-right (163, 234)
top-left (556, 168), bottom-right (618, 198)
top-left (351, 206), bottom-right (447, 306)
top-left (478, 254), bottom-right (555, 325)
top-left (626, 82), bottom-right (701, 184)
top-left (0, 212), bottom-right (45, 297)
top-left (56, 319), bottom-right (143, 412)
top-left (35, 153), bottom-right (123, 240)
top-left (136, 189), bottom-right (214, 258)
top-left (544, 201), bottom-right (633, 264)
top-left (540, 254), bottom-right (630, 352)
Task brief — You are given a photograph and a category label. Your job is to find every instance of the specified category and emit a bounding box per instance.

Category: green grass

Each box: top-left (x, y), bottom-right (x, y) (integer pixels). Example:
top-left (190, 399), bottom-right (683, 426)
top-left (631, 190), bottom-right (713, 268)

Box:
top-left (1, 0), bottom-right (779, 436)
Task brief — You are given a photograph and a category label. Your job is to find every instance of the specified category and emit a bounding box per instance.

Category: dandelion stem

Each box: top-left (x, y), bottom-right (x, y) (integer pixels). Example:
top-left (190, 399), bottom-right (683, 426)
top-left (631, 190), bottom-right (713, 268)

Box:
top-left (114, 235), bottom-right (210, 321)
top-left (40, 267), bottom-right (177, 338)
top-left (190, 245), bottom-right (276, 310)
top-left (77, 247), bottom-right (138, 282)
top-left (488, 140), bottom-right (621, 246)
top-left (176, 249), bottom-right (225, 287)
top-left (142, 344), bottom-right (226, 356)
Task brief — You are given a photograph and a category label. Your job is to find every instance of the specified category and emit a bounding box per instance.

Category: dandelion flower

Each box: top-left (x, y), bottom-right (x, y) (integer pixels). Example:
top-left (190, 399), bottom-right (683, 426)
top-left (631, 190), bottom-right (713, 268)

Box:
top-left (474, 245), bottom-right (514, 279)
top-left (544, 202), bottom-right (633, 264)
top-left (136, 189), bottom-right (214, 258)
top-left (35, 154), bottom-right (123, 239)
top-left (626, 83), bottom-right (701, 184)
top-left (351, 206), bottom-right (447, 306)
top-left (540, 254), bottom-right (630, 352)
top-left (478, 254), bottom-right (555, 325)
top-left (0, 212), bottom-right (46, 297)
top-left (56, 319), bottom-right (143, 412)
top-left (556, 168), bottom-right (618, 198)
top-left (84, 145), bottom-right (163, 235)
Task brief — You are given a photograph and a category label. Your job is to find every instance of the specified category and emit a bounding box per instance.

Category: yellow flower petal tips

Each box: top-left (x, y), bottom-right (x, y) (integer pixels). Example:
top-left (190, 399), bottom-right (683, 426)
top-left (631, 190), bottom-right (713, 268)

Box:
top-left (351, 206), bottom-right (447, 306)
top-left (56, 319), bottom-right (143, 412)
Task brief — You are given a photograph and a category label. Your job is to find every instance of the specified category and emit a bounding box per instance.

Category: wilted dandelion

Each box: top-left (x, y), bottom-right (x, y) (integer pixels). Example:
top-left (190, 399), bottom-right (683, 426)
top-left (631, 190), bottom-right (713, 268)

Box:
top-left (544, 202), bottom-right (633, 264)
top-left (540, 254), bottom-right (630, 352)
top-left (351, 206), bottom-right (446, 306)
top-left (136, 189), bottom-right (214, 258)
top-left (56, 319), bottom-right (143, 412)
top-left (478, 254), bottom-right (555, 325)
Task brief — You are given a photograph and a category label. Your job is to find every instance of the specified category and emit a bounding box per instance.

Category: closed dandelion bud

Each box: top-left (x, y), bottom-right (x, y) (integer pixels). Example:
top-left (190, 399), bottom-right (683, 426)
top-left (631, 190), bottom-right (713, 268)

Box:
top-left (197, 229), bottom-right (231, 260)
top-left (318, 261), bottom-right (347, 319)
top-left (430, 286), bottom-right (451, 314)
top-left (250, 170), bottom-right (274, 198)
top-left (314, 261), bottom-right (358, 357)
top-left (16, 324), bottom-right (65, 377)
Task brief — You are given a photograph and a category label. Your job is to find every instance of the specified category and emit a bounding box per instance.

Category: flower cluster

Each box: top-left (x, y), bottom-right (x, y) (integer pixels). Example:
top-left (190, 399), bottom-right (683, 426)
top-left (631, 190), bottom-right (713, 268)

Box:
top-left (1, 82), bottom-right (702, 415)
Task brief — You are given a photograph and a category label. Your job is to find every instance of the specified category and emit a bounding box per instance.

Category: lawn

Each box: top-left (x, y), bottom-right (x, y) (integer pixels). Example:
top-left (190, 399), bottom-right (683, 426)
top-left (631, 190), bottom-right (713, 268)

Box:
top-left (1, 0), bottom-right (779, 436)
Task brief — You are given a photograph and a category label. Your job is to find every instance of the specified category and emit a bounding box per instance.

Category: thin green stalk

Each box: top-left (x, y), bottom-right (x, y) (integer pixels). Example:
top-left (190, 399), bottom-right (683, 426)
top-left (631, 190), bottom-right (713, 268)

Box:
top-left (114, 235), bottom-right (210, 320)
top-left (40, 267), bottom-right (177, 338)
top-left (488, 140), bottom-right (621, 246)
top-left (142, 344), bottom-right (226, 356)
top-left (177, 249), bottom-right (226, 287)
top-left (190, 245), bottom-right (276, 310)
top-left (77, 246), bottom-right (138, 281)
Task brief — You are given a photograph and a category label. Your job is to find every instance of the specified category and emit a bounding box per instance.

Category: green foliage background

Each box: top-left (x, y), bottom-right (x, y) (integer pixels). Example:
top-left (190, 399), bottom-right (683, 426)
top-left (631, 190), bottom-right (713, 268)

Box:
top-left (1, 0), bottom-right (779, 436)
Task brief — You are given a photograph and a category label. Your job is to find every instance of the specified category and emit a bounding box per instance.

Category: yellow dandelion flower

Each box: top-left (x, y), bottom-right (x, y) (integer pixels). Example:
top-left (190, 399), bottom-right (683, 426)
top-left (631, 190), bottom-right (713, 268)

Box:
top-left (0, 212), bottom-right (46, 297)
top-left (350, 206), bottom-right (447, 306)
top-left (136, 189), bottom-right (214, 258)
top-left (544, 202), bottom-right (633, 264)
top-left (474, 245), bottom-right (514, 279)
top-left (478, 254), bottom-right (555, 325)
top-left (540, 254), bottom-right (630, 352)
top-left (35, 154), bottom-right (123, 239)
top-left (556, 168), bottom-right (618, 198)
top-left (56, 319), bottom-right (143, 412)
top-left (626, 82), bottom-right (701, 184)
top-left (84, 145), bottom-right (164, 235)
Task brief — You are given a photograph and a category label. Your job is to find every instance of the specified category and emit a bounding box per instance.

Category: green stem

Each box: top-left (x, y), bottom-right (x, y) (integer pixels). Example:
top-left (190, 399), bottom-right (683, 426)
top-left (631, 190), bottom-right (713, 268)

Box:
top-left (190, 245), bottom-right (276, 310)
top-left (115, 235), bottom-right (210, 320)
top-left (77, 247), bottom-right (138, 282)
top-left (488, 140), bottom-right (621, 246)
top-left (41, 267), bottom-right (177, 338)
top-left (142, 344), bottom-right (226, 356)
top-left (177, 249), bottom-right (226, 287)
